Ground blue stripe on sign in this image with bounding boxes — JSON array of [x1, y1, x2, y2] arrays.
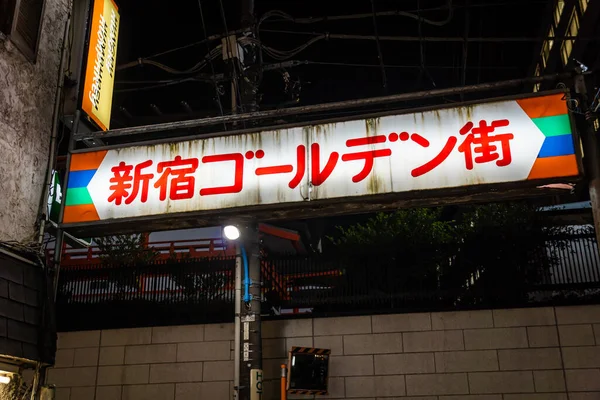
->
[[537, 134, 575, 158], [67, 169, 96, 188]]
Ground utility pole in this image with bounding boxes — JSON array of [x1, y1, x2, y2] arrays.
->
[[574, 68, 600, 251], [239, 0, 259, 113], [238, 224, 263, 400], [237, 1, 263, 399]]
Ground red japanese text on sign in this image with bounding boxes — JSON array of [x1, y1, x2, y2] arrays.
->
[[105, 119, 518, 205]]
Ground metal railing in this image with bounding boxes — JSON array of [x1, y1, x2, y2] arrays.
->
[[56, 257, 236, 329], [47, 238, 235, 266], [56, 231, 600, 331]]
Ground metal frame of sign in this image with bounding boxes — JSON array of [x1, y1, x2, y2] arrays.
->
[[60, 90, 583, 237]]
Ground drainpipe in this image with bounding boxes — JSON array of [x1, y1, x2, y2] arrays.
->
[[32, 9, 71, 400], [37, 11, 71, 247]]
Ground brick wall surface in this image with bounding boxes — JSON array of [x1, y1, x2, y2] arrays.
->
[[49, 305, 600, 400]]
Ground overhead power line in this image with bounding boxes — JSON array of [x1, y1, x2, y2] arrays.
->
[[258, 1, 454, 28], [114, 0, 541, 73], [258, 1, 546, 26], [370, 0, 387, 92], [198, 0, 227, 124], [263, 60, 520, 71], [260, 30, 592, 43], [114, 77, 206, 94], [116, 48, 222, 74]]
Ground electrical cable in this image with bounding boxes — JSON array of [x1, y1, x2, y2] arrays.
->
[[117, 47, 222, 75], [300, 60, 519, 70], [370, 0, 387, 92], [197, 0, 227, 125], [115, 0, 532, 73], [217, 0, 246, 125], [258, 1, 453, 29], [113, 77, 202, 93], [114, 0, 550, 76], [283, 60, 519, 70], [417, 0, 437, 89], [116, 41, 211, 71], [261, 35, 326, 60]]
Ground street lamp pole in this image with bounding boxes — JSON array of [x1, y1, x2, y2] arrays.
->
[[226, 224, 263, 400], [238, 224, 262, 400]]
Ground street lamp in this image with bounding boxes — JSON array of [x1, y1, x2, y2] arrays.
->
[[223, 225, 241, 240]]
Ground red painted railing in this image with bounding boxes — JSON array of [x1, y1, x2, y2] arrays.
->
[[46, 238, 236, 267]]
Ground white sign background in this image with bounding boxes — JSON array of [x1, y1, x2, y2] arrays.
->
[[85, 100, 545, 221]]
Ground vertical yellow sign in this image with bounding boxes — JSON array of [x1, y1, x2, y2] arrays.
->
[[81, 0, 120, 131], [250, 369, 263, 400]]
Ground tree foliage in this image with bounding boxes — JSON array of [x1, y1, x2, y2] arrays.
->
[[327, 202, 575, 305], [94, 234, 160, 297], [95, 234, 159, 265]]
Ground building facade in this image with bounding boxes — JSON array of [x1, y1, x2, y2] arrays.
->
[[0, 0, 68, 242], [0, 0, 69, 388]]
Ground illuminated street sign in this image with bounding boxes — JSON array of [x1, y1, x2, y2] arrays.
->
[[81, 0, 120, 131], [63, 93, 579, 226]]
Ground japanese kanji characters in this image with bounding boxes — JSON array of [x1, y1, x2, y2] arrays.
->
[[154, 156, 199, 200], [458, 119, 513, 170], [105, 118, 516, 205], [108, 160, 153, 205]]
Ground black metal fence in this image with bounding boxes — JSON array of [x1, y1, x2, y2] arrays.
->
[[56, 257, 236, 330], [56, 231, 600, 331]]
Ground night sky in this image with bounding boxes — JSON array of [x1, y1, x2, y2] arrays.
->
[[111, 0, 552, 125]]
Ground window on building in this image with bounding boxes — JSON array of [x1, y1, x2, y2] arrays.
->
[[540, 26, 555, 68], [0, 0, 46, 62], [579, 0, 588, 14], [554, 0, 565, 26], [533, 65, 541, 92], [561, 9, 580, 65], [541, 43, 549, 68], [548, 26, 555, 51]]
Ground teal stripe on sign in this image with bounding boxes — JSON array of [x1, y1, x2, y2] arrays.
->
[[65, 187, 93, 206], [532, 114, 571, 137]]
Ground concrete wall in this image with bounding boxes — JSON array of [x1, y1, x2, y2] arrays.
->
[[50, 305, 600, 400], [0, 0, 68, 242]]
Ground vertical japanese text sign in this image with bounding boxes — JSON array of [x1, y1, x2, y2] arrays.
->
[[62, 93, 580, 225], [81, 0, 120, 131]]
